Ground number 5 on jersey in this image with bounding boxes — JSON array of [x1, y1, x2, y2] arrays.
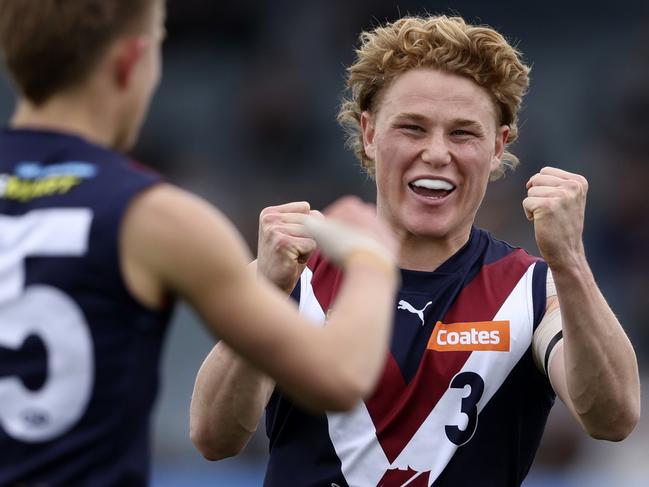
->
[[0, 209, 94, 443]]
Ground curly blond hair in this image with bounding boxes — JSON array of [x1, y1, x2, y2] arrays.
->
[[338, 15, 530, 179]]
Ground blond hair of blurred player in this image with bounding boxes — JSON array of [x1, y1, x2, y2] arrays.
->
[[0, 1, 401, 485], [190, 14, 640, 486]]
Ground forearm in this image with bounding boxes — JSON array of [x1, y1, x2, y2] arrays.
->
[[189, 341, 274, 460], [322, 253, 399, 404], [553, 255, 640, 439]]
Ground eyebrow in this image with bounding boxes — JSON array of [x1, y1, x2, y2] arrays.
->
[[451, 118, 483, 128], [393, 113, 429, 123], [393, 113, 484, 128]]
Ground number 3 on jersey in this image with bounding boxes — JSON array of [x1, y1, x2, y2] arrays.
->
[[445, 371, 485, 446], [0, 209, 94, 442]]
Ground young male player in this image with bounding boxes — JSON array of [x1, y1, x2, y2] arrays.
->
[[190, 15, 641, 486]]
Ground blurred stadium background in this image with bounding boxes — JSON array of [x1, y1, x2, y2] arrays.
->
[[1, 0, 647, 485]]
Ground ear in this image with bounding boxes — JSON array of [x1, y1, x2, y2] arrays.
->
[[115, 36, 148, 89], [360, 111, 377, 161], [490, 124, 510, 173]]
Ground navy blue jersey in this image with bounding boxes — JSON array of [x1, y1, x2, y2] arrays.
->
[[265, 227, 553, 487], [0, 128, 173, 486]]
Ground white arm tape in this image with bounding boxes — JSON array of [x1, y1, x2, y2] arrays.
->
[[532, 268, 562, 377], [300, 215, 394, 268]]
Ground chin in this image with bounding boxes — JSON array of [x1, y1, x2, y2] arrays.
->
[[402, 217, 452, 239], [402, 211, 472, 242]]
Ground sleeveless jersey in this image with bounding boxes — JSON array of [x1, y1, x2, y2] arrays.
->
[[0, 128, 173, 486], [264, 227, 553, 487]]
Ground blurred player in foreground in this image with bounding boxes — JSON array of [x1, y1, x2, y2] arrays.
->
[[0, 1, 400, 485], [190, 14, 641, 486]]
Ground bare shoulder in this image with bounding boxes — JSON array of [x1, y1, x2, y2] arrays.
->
[[120, 183, 252, 306], [123, 183, 229, 234]]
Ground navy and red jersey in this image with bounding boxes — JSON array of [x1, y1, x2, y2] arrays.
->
[[0, 128, 173, 486], [265, 227, 553, 487]]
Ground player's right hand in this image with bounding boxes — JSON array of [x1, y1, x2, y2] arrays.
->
[[257, 201, 321, 293], [302, 196, 397, 271]]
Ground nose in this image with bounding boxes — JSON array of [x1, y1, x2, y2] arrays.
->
[[420, 132, 452, 167]]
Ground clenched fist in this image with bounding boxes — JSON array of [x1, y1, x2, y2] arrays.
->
[[257, 197, 398, 293], [523, 166, 588, 270], [257, 201, 321, 293]]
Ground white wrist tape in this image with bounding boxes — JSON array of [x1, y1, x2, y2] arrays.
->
[[300, 215, 394, 268]]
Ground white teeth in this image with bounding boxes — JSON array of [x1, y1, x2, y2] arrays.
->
[[411, 179, 455, 190]]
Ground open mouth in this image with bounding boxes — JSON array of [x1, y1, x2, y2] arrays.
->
[[409, 178, 456, 199]]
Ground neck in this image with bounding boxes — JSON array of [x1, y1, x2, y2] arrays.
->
[[396, 227, 472, 272], [11, 91, 117, 149]]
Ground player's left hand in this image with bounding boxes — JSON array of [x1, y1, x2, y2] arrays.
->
[[523, 166, 588, 269]]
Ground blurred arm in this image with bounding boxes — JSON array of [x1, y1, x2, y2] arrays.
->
[[121, 186, 397, 413]]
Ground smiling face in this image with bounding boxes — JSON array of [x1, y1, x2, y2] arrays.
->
[[362, 67, 509, 247]]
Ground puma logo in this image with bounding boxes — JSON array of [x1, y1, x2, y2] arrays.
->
[[397, 299, 432, 326]]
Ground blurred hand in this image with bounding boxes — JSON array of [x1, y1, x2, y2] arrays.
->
[[257, 201, 320, 293], [302, 196, 397, 268], [523, 167, 588, 269]]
